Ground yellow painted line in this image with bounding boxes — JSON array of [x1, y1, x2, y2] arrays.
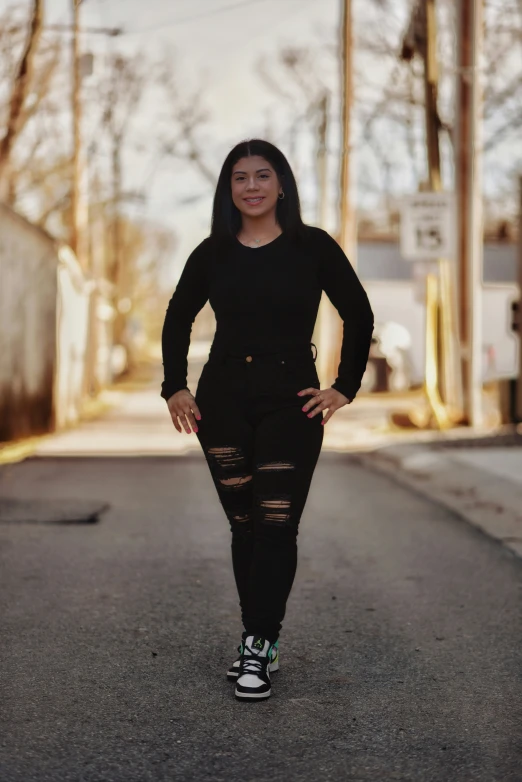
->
[[0, 436, 49, 465]]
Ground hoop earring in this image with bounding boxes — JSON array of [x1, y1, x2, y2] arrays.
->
[[278, 191, 285, 200]]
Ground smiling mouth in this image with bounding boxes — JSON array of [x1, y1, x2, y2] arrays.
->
[[244, 197, 265, 205]]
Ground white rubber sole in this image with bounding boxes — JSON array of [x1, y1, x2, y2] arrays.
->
[[235, 687, 271, 700]]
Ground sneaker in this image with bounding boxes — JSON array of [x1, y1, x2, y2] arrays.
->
[[235, 635, 273, 700], [227, 638, 279, 680]]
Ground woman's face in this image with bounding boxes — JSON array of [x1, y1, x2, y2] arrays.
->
[[231, 155, 283, 221]]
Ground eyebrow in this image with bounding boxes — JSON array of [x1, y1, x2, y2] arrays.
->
[[233, 168, 272, 175]]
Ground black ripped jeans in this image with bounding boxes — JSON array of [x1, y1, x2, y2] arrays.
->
[[194, 345, 324, 644]]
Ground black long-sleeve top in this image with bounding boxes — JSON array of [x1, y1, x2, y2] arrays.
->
[[160, 226, 374, 402]]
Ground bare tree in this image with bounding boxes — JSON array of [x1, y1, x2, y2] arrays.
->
[[158, 58, 217, 189], [260, 0, 522, 232], [0, 0, 43, 193], [0, 6, 67, 220]]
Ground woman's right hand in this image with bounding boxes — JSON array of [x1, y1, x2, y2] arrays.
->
[[166, 389, 201, 434]]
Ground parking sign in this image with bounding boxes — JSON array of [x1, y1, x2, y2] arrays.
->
[[400, 192, 456, 261]]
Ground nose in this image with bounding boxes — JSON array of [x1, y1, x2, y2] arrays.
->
[[246, 177, 259, 191]]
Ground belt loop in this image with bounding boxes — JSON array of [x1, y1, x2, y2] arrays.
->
[[311, 342, 318, 362]]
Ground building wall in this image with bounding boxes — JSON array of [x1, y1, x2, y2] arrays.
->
[[365, 280, 519, 384], [0, 205, 91, 442], [0, 205, 58, 440], [54, 246, 91, 429], [358, 240, 518, 284]]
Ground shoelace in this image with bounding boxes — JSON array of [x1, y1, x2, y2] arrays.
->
[[241, 655, 266, 676]]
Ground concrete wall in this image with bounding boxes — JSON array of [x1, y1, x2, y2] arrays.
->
[[0, 205, 58, 440], [0, 205, 91, 441], [54, 246, 91, 429]]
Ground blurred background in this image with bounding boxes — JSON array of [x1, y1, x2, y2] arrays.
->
[[0, 0, 521, 446]]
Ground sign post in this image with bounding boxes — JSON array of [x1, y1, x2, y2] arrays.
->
[[400, 192, 456, 262], [400, 192, 462, 427]]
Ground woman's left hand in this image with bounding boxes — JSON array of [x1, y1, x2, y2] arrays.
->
[[297, 386, 352, 425]]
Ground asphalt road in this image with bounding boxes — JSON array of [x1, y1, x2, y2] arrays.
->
[[1, 452, 521, 782]]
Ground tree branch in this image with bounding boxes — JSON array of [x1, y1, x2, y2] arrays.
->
[[0, 0, 43, 183]]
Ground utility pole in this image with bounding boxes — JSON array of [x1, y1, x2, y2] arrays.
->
[[339, 0, 355, 266], [70, 0, 83, 263], [50, 10, 121, 268], [327, 0, 355, 390], [421, 0, 441, 192], [314, 90, 336, 387], [515, 176, 522, 421], [422, 0, 463, 420], [455, 0, 484, 427], [106, 55, 126, 347], [399, 0, 463, 426], [112, 135, 122, 302], [316, 91, 329, 230]]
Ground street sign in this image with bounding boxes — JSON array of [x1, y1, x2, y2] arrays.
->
[[400, 192, 456, 261]]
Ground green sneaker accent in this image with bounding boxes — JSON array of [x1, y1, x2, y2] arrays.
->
[[228, 638, 280, 680]]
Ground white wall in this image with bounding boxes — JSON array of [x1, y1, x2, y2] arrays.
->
[[54, 246, 91, 429], [0, 205, 91, 441], [365, 280, 520, 384], [0, 206, 57, 439]]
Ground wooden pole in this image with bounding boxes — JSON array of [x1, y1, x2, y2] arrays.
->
[[455, 0, 484, 427], [329, 0, 355, 389], [423, 0, 463, 419], [314, 91, 336, 388], [422, 0, 441, 193], [339, 0, 354, 265], [70, 0, 81, 258], [316, 91, 329, 230], [515, 176, 522, 421]]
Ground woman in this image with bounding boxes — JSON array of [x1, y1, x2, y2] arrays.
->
[[161, 139, 374, 701]]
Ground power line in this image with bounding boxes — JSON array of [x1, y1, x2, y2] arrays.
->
[[122, 0, 278, 36]]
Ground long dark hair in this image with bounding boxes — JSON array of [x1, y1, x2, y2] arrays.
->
[[210, 139, 307, 245]]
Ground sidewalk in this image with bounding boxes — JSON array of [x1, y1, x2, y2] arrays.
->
[[11, 384, 442, 459], [359, 431, 522, 560]]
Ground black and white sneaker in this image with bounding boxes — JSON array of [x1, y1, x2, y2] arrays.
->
[[235, 635, 273, 700], [227, 638, 279, 681]]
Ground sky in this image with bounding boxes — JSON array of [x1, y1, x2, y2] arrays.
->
[[28, 0, 350, 282], [0, 0, 425, 283], [3, 0, 520, 285]]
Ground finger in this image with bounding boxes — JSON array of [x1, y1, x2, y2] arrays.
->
[[301, 392, 323, 412], [191, 401, 202, 421], [297, 387, 316, 399], [185, 410, 199, 433], [170, 413, 182, 433], [306, 395, 330, 417], [302, 399, 321, 413], [179, 412, 192, 434], [321, 409, 334, 426], [307, 402, 327, 418]]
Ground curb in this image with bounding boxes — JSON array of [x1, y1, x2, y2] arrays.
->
[[355, 444, 522, 561], [0, 394, 116, 466]]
